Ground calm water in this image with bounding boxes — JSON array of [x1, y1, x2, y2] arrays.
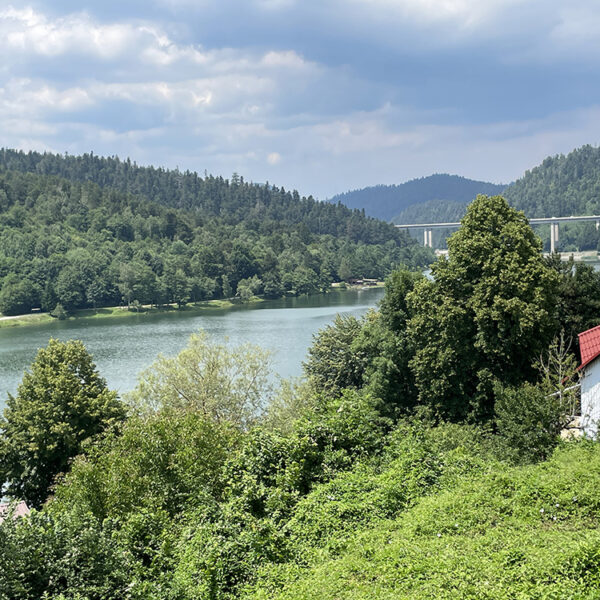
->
[[0, 288, 384, 408]]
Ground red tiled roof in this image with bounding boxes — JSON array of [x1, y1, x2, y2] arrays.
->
[[578, 324, 600, 370]]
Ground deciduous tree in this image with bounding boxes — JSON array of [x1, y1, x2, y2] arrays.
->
[[127, 331, 272, 429], [0, 339, 125, 507], [408, 195, 559, 420]]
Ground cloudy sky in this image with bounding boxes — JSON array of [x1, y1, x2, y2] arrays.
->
[[1, 1, 599, 198]]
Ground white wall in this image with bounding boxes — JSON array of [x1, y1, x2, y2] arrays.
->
[[581, 357, 600, 437]]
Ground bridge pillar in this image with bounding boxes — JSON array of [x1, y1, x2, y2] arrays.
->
[[423, 229, 433, 248], [550, 222, 559, 253], [596, 220, 599, 231]]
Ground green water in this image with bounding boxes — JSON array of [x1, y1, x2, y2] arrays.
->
[[0, 288, 384, 408]]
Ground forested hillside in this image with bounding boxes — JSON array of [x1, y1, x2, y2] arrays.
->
[[504, 144, 600, 217], [392, 198, 469, 224], [0, 151, 432, 316], [329, 174, 505, 221]]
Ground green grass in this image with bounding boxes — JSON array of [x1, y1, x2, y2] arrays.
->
[[0, 313, 55, 328], [0, 297, 267, 328], [244, 441, 600, 599]]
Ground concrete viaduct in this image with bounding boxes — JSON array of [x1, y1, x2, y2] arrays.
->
[[396, 215, 600, 253]]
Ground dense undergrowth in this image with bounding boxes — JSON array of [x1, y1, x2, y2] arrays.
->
[[244, 440, 600, 600], [2, 408, 598, 599]]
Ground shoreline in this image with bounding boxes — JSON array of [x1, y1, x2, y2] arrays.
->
[[0, 298, 264, 329], [0, 284, 385, 329]]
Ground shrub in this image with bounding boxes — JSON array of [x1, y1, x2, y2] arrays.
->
[[494, 382, 570, 463]]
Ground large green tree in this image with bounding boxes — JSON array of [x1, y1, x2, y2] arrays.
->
[[357, 269, 423, 416], [408, 195, 559, 420], [0, 339, 125, 508]]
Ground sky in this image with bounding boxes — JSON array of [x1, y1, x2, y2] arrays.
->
[[1, 1, 600, 198]]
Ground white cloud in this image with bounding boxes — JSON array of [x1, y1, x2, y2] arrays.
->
[[0, 7, 140, 59], [0, 78, 93, 117], [0, 6, 315, 73], [267, 152, 281, 164]]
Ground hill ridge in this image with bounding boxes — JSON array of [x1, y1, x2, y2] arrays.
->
[[329, 173, 506, 221]]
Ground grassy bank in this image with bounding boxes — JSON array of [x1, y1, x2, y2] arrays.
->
[[0, 312, 56, 329], [0, 297, 266, 329], [244, 440, 600, 600], [0, 284, 380, 329], [331, 281, 385, 289]]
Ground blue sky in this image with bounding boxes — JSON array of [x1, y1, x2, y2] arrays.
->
[[1, 0, 599, 198]]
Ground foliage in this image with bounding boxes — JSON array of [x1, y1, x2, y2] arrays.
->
[[494, 334, 580, 463], [302, 269, 425, 415], [303, 314, 367, 397], [548, 255, 600, 350], [260, 378, 316, 434], [494, 382, 571, 463], [0, 509, 131, 600], [408, 195, 559, 420], [0, 150, 432, 317], [243, 441, 600, 600], [0, 275, 37, 315], [127, 331, 272, 428], [53, 410, 238, 521], [0, 339, 124, 508], [355, 269, 422, 415], [224, 390, 391, 521]]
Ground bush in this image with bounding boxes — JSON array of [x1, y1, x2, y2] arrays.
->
[[494, 382, 571, 463], [53, 411, 239, 521], [0, 509, 130, 600], [51, 302, 68, 319]]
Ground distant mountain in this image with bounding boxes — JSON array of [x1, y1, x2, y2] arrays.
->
[[328, 174, 506, 222], [391, 145, 600, 252], [393, 198, 470, 225]]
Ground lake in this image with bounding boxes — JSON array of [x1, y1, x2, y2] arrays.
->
[[0, 287, 384, 409]]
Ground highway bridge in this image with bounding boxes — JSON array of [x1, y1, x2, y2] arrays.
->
[[396, 215, 600, 253]]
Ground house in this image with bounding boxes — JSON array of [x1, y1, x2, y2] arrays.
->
[[578, 324, 600, 437], [0, 500, 30, 524]]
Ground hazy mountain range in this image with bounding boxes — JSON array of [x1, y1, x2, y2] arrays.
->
[[328, 174, 507, 222]]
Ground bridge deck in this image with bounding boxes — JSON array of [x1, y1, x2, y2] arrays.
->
[[395, 215, 600, 230]]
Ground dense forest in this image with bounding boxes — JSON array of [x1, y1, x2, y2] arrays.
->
[[503, 144, 600, 216], [0, 150, 432, 316], [3, 195, 600, 598], [392, 197, 468, 224], [329, 174, 505, 221]]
